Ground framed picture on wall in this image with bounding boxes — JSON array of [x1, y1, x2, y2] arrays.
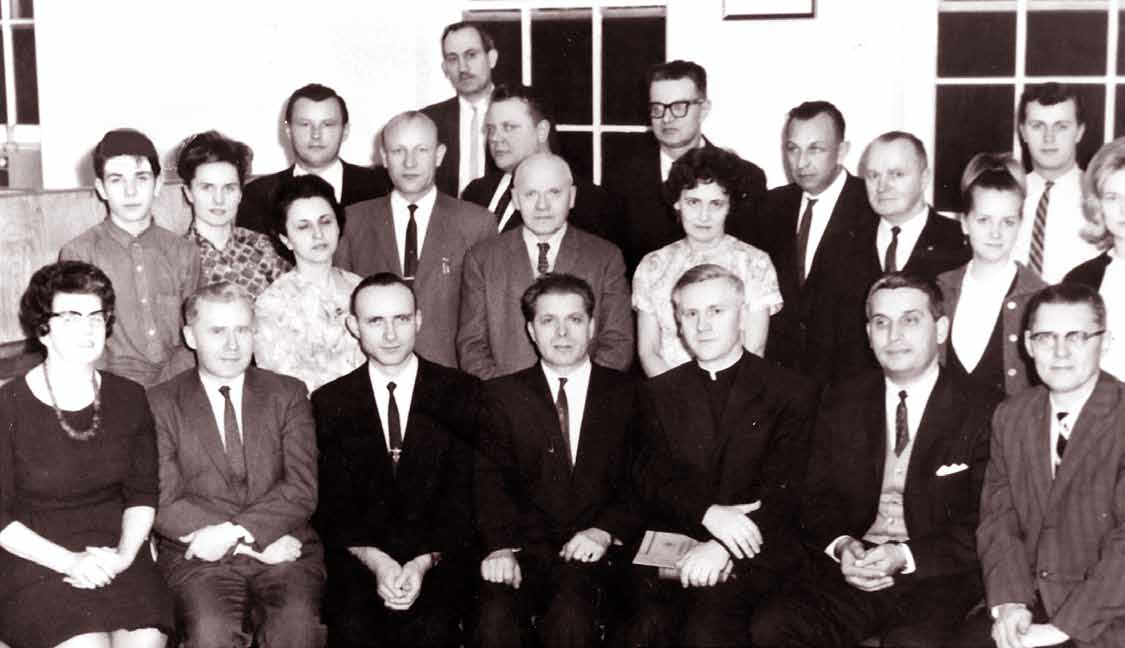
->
[[723, 0, 815, 19]]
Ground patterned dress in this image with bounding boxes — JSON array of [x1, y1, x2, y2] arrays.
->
[[187, 225, 291, 298]]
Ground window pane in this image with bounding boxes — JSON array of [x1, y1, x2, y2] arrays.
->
[[937, 11, 1015, 77], [13, 25, 38, 125], [602, 131, 652, 176], [1114, 85, 1125, 139], [532, 9, 592, 124], [557, 131, 593, 181], [1018, 83, 1103, 171], [13, 0, 33, 18], [1117, 11, 1125, 79], [1026, 10, 1106, 76], [602, 9, 665, 125], [934, 85, 1015, 212], [465, 10, 522, 88]]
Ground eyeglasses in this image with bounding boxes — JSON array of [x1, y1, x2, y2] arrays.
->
[[1028, 329, 1105, 351], [648, 99, 705, 119], [49, 310, 108, 326]]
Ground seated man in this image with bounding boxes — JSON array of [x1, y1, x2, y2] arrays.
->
[[622, 263, 817, 648], [978, 283, 1125, 648], [750, 273, 1001, 647], [149, 282, 325, 648], [475, 273, 641, 648], [313, 272, 480, 648]]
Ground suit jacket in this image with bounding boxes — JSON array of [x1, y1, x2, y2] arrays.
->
[[235, 160, 393, 235], [802, 369, 999, 582], [633, 352, 818, 573], [978, 373, 1125, 647], [461, 170, 625, 251], [150, 367, 320, 560], [421, 95, 498, 198], [603, 137, 767, 275], [311, 358, 479, 566], [457, 225, 634, 379], [475, 363, 641, 558], [1063, 251, 1111, 288], [334, 192, 496, 368], [753, 173, 876, 384]]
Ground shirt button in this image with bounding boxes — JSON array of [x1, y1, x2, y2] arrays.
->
[[1007, 369, 1017, 377], [1008, 334, 1018, 343], [135, 265, 143, 272], [140, 297, 148, 304], [1007, 301, 1017, 310], [1039, 570, 1050, 579], [148, 329, 156, 336]]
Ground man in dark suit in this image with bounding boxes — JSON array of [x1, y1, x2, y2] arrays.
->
[[749, 273, 1000, 647], [621, 263, 817, 648], [978, 283, 1125, 648], [335, 111, 495, 368], [603, 60, 767, 274], [461, 83, 623, 247], [752, 100, 876, 385], [150, 282, 325, 648], [457, 152, 633, 379], [312, 273, 480, 648], [421, 21, 499, 197], [475, 273, 641, 648], [236, 83, 391, 235]]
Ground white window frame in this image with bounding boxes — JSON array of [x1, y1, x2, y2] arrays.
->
[[0, 0, 39, 144]]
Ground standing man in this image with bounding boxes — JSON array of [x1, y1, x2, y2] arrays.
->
[[335, 111, 495, 368], [474, 273, 641, 648], [1014, 83, 1100, 283], [149, 282, 325, 648], [236, 83, 391, 235], [604, 60, 767, 274], [978, 283, 1125, 648], [422, 21, 499, 198], [457, 152, 633, 379], [313, 273, 480, 648]]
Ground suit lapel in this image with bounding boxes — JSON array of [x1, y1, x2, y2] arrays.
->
[[552, 228, 580, 275], [1050, 374, 1121, 504], [904, 371, 959, 489], [240, 370, 270, 496], [416, 195, 452, 289], [524, 367, 571, 473], [1024, 391, 1053, 515], [866, 377, 888, 487], [186, 375, 236, 486], [809, 175, 866, 281], [375, 200, 403, 274], [505, 230, 536, 288], [398, 360, 434, 480], [904, 210, 941, 273], [572, 366, 608, 479]]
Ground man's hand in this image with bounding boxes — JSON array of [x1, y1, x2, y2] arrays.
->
[[481, 548, 522, 589], [244, 535, 302, 565], [560, 528, 612, 563], [62, 549, 117, 589], [855, 543, 907, 577], [702, 501, 763, 560], [677, 540, 732, 589], [384, 554, 434, 611], [839, 539, 893, 592], [180, 522, 245, 562], [992, 603, 1033, 648]]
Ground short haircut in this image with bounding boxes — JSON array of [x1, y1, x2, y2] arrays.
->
[[786, 100, 846, 141], [670, 263, 745, 308], [959, 152, 1027, 214], [20, 260, 116, 340], [663, 146, 758, 212], [350, 272, 417, 315], [647, 60, 707, 97], [271, 174, 345, 244], [1018, 82, 1085, 126], [379, 110, 437, 152], [865, 272, 945, 320], [183, 281, 254, 326], [93, 128, 161, 180], [1025, 282, 1106, 331], [440, 21, 496, 53], [861, 130, 929, 173], [520, 273, 596, 322], [284, 83, 349, 125], [175, 130, 254, 186], [1079, 137, 1125, 249], [491, 83, 553, 126]]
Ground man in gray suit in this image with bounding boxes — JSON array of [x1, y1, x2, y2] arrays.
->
[[335, 111, 495, 369], [457, 152, 633, 379]]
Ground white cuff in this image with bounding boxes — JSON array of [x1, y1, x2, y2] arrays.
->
[[825, 535, 851, 561], [898, 543, 916, 574]]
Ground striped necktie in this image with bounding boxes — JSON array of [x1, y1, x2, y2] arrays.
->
[[1029, 180, 1054, 275]]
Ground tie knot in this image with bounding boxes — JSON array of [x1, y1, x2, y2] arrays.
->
[[388, 381, 397, 394], [1056, 411, 1068, 422], [558, 377, 568, 388], [219, 385, 231, 399], [538, 242, 550, 253], [1045, 180, 1055, 191], [807, 198, 818, 208], [407, 203, 418, 217], [891, 225, 901, 236], [898, 389, 907, 402]]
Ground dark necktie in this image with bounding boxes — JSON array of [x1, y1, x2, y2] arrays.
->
[[556, 377, 573, 470], [893, 390, 909, 457], [796, 198, 818, 285], [404, 203, 418, 280], [218, 386, 247, 484], [1030, 180, 1054, 275], [884, 225, 902, 273], [387, 382, 403, 470], [1055, 411, 1070, 462], [494, 183, 513, 223], [537, 242, 551, 275]]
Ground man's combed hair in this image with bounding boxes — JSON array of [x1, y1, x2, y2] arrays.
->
[[284, 83, 349, 125], [647, 60, 707, 97], [440, 21, 496, 52], [670, 263, 745, 307], [93, 128, 161, 180], [491, 83, 553, 126], [520, 273, 596, 322], [183, 282, 255, 326], [20, 260, 116, 340], [864, 272, 945, 320], [861, 131, 928, 174], [1025, 282, 1106, 331], [1018, 82, 1085, 126], [350, 272, 417, 315], [786, 100, 846, 141]]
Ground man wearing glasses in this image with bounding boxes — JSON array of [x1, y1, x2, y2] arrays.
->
[[977, 282, 1125, 648], [604, 60, 767, 274]]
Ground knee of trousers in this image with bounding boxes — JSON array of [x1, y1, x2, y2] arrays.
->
[[183, 614, 251, 648]]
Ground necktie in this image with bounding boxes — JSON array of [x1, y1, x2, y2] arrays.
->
[[556, 377, 573, 469], [218, 386, 247, 484], [404, 203, 418, 280], [494, 183, 513, 224], [884, 225, 901, 273], [1030, 180, 1054, 275], [387, 382, 403, 470], [893, 390, 909, 457], [1055, 411, 1070, 463], [537, 242, 551, 275], [796, 198, 818, 285], [469, 104, 482, 180]]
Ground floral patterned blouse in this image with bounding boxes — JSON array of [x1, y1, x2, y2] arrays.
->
[[632, 234, 783, 368], [187, 225, 290, 298], [253, 267, 364, 393]]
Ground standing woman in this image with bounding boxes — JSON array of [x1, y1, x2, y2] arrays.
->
[[632, 146, 782, 376], [254, 174, 363, 393], [0, 261, 173, 648], [937, 153, 1046, 395], [177, 130, 290, 297]]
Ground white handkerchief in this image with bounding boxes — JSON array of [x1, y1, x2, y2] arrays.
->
[[936, 463, 968, 477]]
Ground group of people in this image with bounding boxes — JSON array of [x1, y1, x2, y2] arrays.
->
[[1, 18, 1124, 648]]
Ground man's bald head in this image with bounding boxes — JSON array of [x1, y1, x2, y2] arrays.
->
[[379, 110, 446, 202], [512, 152, 576, 241], [514, 152, 573, 187]]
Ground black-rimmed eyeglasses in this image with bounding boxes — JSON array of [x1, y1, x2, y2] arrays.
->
[[648, 99, 705, 119], [1028, 329, 1106, 351]]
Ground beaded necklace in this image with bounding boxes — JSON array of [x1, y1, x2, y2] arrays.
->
[[42, 364, 101, 441]]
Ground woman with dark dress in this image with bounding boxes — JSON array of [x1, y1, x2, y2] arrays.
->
[[0, 261, 173, 648], [936, 152, 1046, 395]]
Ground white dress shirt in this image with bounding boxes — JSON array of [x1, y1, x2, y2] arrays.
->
[[798, 168, 848, 277], [1099, 250, 1125, 380], [951, 261, 1018, 372], [522, 223, 567, 275], [876, 204, 929, 272], [293, 158, 345, 203], [541, 358, 592, 465], [367, 354, 419, 449], [390, 187, 437, 269], [458, 93, 490, 196], [198, 371, 246, 448], [1015, 166, 1100, 283], [1048, 379, 1095, 477], [487, 172, 517, 231]]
